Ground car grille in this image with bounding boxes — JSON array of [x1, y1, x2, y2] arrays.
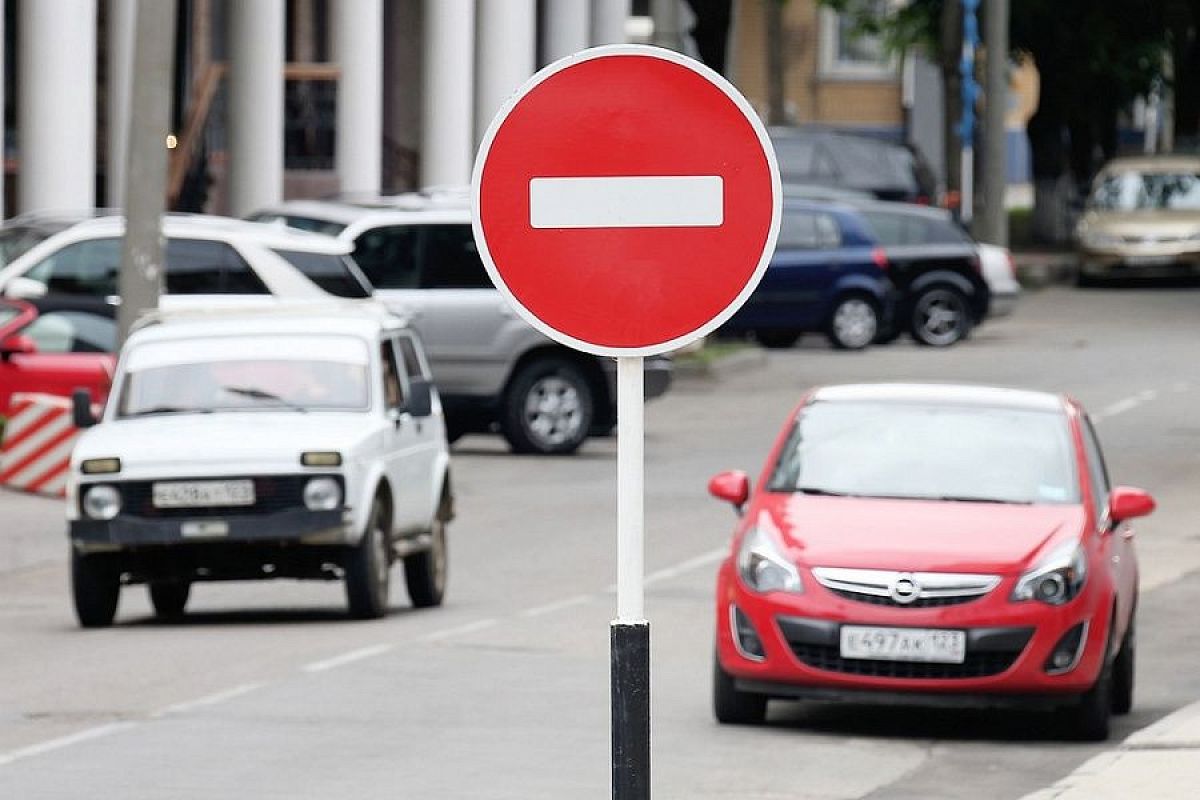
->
[[811, 567, 1001, 609], [786, 642, 1020, 679], [113, 475, 326, 519]]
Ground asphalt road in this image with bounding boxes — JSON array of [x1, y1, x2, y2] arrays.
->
[[1, 284, 1199, 799]]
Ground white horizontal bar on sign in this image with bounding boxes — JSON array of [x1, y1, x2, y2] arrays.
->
[[529, 176, 724, 229]]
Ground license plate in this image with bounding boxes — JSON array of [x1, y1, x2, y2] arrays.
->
[[1125, 254, 1174, 266], [840, 626, 966, 664], [153, 480, 255, 508]]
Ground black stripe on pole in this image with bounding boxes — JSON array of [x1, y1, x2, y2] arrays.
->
[[611, 620, 650, 800]]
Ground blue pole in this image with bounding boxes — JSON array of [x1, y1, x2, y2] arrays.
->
[[960, 0, 980, 223]]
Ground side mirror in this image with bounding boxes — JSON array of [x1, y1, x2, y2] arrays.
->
[[0, 333, 36, 360], [4, 276, 48, 300], [1109, 486, 1155, 523], [406, 377, 433, 418], [72, 389, 98, 429], [708, 470, 750, 514]]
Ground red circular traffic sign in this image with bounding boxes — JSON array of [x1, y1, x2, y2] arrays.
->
[[472, 45, 781, 357]]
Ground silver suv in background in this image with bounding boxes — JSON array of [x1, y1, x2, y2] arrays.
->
[[249, 193, 673, 455]]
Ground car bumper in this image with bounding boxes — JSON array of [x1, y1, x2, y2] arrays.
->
[[715, 561, 1111, 704], [70, 507, 350, 550], [1079, 249, 1200, 277], [988, 290, 1019, 318]]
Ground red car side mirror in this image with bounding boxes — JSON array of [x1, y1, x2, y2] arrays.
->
[[1109, 486, 1156, 523], [0, 333, 37, 360], [708, 470, 750, 513]]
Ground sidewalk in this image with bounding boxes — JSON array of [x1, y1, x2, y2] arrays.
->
[[1022, 700, 1200, 800]]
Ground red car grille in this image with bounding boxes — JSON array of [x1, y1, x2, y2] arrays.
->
[[826, 588, 980, 609], [786, 642, 1021, 679]]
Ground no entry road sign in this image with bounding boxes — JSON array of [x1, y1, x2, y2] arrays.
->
[[472, 45, 781, 357]]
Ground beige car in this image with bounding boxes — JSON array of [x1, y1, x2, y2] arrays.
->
[[1076, 155, 1200, 282]]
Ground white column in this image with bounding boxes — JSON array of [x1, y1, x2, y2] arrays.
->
[[591, 0, 629, 46], [228, 0, 284, 217], [421, 0, 474, 188], [19, 0, 97, 214], [107, 0, 136, 209], [540, 0, 589, 65], [333, 0, 383, 196], [475, 0, 535, 145]]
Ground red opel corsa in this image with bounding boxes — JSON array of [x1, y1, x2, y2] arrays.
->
[[709, 384, 1155, 740]]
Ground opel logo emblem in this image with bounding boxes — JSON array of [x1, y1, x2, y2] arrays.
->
[[890, 574, 920, 604]]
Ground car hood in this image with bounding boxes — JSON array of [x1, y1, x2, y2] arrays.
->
[[1082, 210, 1200, 237], [75, 412, 375, 471], [763, 495, 1086, 574]]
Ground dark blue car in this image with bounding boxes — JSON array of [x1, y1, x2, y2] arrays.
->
[[721, 201, 894, 350]]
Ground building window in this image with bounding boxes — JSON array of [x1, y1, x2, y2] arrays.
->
[[819, 3, 896, 80]]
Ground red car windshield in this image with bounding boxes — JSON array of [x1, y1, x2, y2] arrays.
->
[[767, 400, 1079, 505]]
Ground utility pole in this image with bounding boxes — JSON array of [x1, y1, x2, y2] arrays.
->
[[976, 0, 1009, 245], [117, 0, 177, 345]]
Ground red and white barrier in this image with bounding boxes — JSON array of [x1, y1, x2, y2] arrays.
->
[[1, 393, 81, 497]]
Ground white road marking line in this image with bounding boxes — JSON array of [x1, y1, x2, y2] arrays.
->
[[301, 644, 395, 674], [421, 618, 498, 642], [520, 594, 594, 618], [151, 682, 267, 716], [529, 175, 724, 229], [0, 721, 137, 768], [644, 548, 726, 586], [1092, 389, 1158, 423]]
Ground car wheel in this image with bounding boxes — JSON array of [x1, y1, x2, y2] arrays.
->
[[404, 494, 449, 609], [825, 294, 878, 350], [344, 497, 391, 619], [72, 549, 120, 629], [713, 654, 767, 725], [148, 581, 191, 619], [1066, 636, 1114, 741], [1111, 615, 1136, 715], [755, 329, 801, 349], [501, 357, 594, 455], [909, 286, 971, 346]]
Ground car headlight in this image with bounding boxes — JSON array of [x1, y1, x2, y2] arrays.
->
[[303, 477, 342, 511], [736, 512, 802, 594], [1012, 540, 1088, 605], [83, 485, 122, 520]]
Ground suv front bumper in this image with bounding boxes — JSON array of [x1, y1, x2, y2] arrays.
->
[[70, 507, 349, 550]]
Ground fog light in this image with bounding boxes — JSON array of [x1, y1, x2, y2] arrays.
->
[[303, 477, 342, 511], [1044, 622, 1088, 674], [83, 485, 122, 520], [730, 605, 765, 661]]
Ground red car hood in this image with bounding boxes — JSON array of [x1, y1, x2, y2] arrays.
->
[[764, 495, 1087, 574]]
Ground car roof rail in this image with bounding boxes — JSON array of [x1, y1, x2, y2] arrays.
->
[[128, 299, 409, 334]]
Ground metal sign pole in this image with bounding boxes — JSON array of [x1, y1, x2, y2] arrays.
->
[[612, 355, 649, 800]]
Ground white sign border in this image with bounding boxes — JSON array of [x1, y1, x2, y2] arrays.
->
[[471, 44, 783, 359]]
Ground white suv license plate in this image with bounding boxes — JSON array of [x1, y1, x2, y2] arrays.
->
[[152, 480, 256, 509], [840, 626, 966, 664]]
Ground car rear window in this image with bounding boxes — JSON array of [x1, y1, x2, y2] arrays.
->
[[861, 211, 972, 247], [778, 212, 842, 249], [272, 249, 373, 298]]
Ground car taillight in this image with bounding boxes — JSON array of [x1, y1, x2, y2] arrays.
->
[[968, 253, 982, 273], [871, 247, 889, 270], [1005, 251, 1017, 279], [915, 194, 931, 206]]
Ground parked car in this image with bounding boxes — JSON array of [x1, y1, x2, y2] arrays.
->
[[978, 243, 1021, 317], [67, 305, 452, 626], [1075, 155, 1200, 283], [0, 295, 116, 414], [0, 211, 373, 306], [249, 194, 673, 455], [708, 383, 1155, 741], [852, 201, 991, 346], [769, 127, 938, 204], [718, 201, 895, 350]]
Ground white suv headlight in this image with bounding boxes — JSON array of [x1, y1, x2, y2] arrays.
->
[[83, 485, 122, 520], [1012, 540, 1088, 605], [736, 512, 802, 594], [303, 477, 342, 511]]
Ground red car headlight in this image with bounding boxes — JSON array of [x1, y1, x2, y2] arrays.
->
[[1011, 540, 1088, 605], [736, 513, 803, 594]]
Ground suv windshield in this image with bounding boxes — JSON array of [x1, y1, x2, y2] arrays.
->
[[0, 226, 51, 269], [117, 335, 370, 417], [767, 400, 1078, 505], [1089, 170, 1200, 211], [272, 249, 372, 297]]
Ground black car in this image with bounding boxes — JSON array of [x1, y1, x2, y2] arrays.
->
[[852, 202, 990, 347], [769, 127, 938, 204]]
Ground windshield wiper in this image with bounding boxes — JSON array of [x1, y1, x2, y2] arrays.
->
[[128, 406, 212, 417], [936, 495, 1032, 505], [220, 386, 308, 413], [795, 486, 854, 496]]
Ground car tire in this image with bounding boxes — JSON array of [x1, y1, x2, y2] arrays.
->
[[501, 357, 594, 455], [713, 655, 767, 725], [1111, 615, 1136, 715], [909, 286, 971, 347], [148, 581, 191, 619], [344, 497, 391, 620], [404, 493, 449, 609], [1066, 638, 1114, 741], [825, 294, 879, 350], [755, 329, 801, 349], [71, 549, 120, 629]]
